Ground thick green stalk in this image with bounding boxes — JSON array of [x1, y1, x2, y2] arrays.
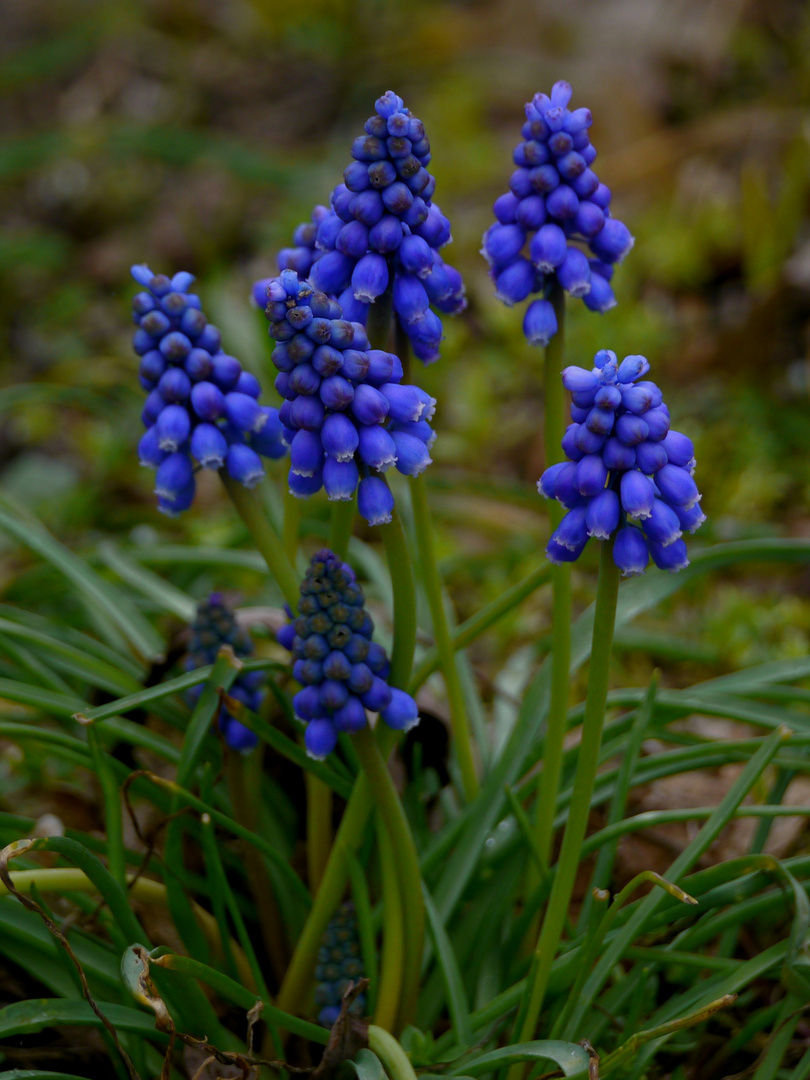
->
[[282, 489, 301, 566], [354, 726, 425, 1033], [375, 813, 406, 1030], [378, 504, 418, 690], [410, 473, 478, 801], [220, 474, 299, 609], [533, 281, 571, 869], [276, 500, 419, 1019], [328, 497, 356, 559], [368, 1026, 420, 1080], [275, 776, 372, 1016], [305, 772, 332, 892], [510, 539, 619, 1071]]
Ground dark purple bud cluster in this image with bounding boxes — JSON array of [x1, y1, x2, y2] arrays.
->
[[315, 900, 366, 1027], [257, 269, 436, 526], [538, 351, 704, 575], [266, 91, 465, 365], [484, 81, 634, 346], [131, 265, 287, 515], [185, 593, 264, 752], [277, 549, 419, 759]]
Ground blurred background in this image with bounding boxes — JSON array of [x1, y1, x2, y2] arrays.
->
[[2, 0, 810, 684]]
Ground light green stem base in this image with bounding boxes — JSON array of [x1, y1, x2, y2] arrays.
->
[[410, 473, 478, 802]]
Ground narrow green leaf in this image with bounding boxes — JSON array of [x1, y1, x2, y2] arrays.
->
[[422, 885, 473, 1050], [0, 493, 164, 661], [449, 1040, 590, 1077], [97, 541, 196, 620], [349, 1049, 389, 1080], [0, 997, 168, 1041]]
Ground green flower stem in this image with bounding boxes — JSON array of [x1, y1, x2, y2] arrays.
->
[[378, 504, 418, 690], [409, 560, 551, 693], [305, 771, 332, 892], [220, 474, 299, 610], [510, 539, 619, 1073], [283, 489, 301, 566], [277, 491, 420, 1023], [354, 726, 425, 1033], [375, 812, 406, 1031], [276, 775, 373, 1017], [368, 1025, 420, 1080], [533, 280, 571, 871], [410, 473, 478, 801], [328, 497, 356, 559], [226, 751, 288, 986]]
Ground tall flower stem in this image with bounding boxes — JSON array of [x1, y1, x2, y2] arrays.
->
[[276, 505, 421, 1023], [220, 474, 299, 610], [328, 498, 356, 560], [509, 539, 620, 1072], [378, 504, 418, 691], [410, 473, 479, 801], [353, 726, 424, 1033], [282, 490, 301, 566], [374, 811, 406, 1031], [533, 282, 571, 869], [275, 774, 373, 1018], [305, 773, 332, 893]]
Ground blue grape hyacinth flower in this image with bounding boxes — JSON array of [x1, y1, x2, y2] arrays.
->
[[277, 549, 420, 759], [257, 269, 436, 524], [315, 900, 366, 1027], [265, 91, 466, 364], [185, 593, 265, 752], [538, 350, 704, 575], [484, 81, 634, 346], [131, 265, 287, 515]]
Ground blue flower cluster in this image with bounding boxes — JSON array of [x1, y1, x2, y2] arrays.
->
[[315, 901, 366, 1027], [131, 265, 287, 515], [538, 351, 705, 574], [185, 593, 264, 752], [257, 269, 436, 526], [267, 90, 465, 365], [277, 549, 419, 759], [484, 81, 634, 346]]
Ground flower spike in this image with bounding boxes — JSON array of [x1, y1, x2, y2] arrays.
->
[[485, 83, 634, 344], [278, 549, 420, 759], [131, 265, 287, 515], [538, 352, 704, 575]]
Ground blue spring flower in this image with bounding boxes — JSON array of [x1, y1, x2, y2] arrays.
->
[[185, 593, 265, 752], [537, 350, 704, 575], [484, 81, 634, 345], [264, 91, 466, 365], [315, 900, 366, 1027], [277, 549, 420, 759], [258, 269, 436, 523], [131, 265, 288, 515]]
